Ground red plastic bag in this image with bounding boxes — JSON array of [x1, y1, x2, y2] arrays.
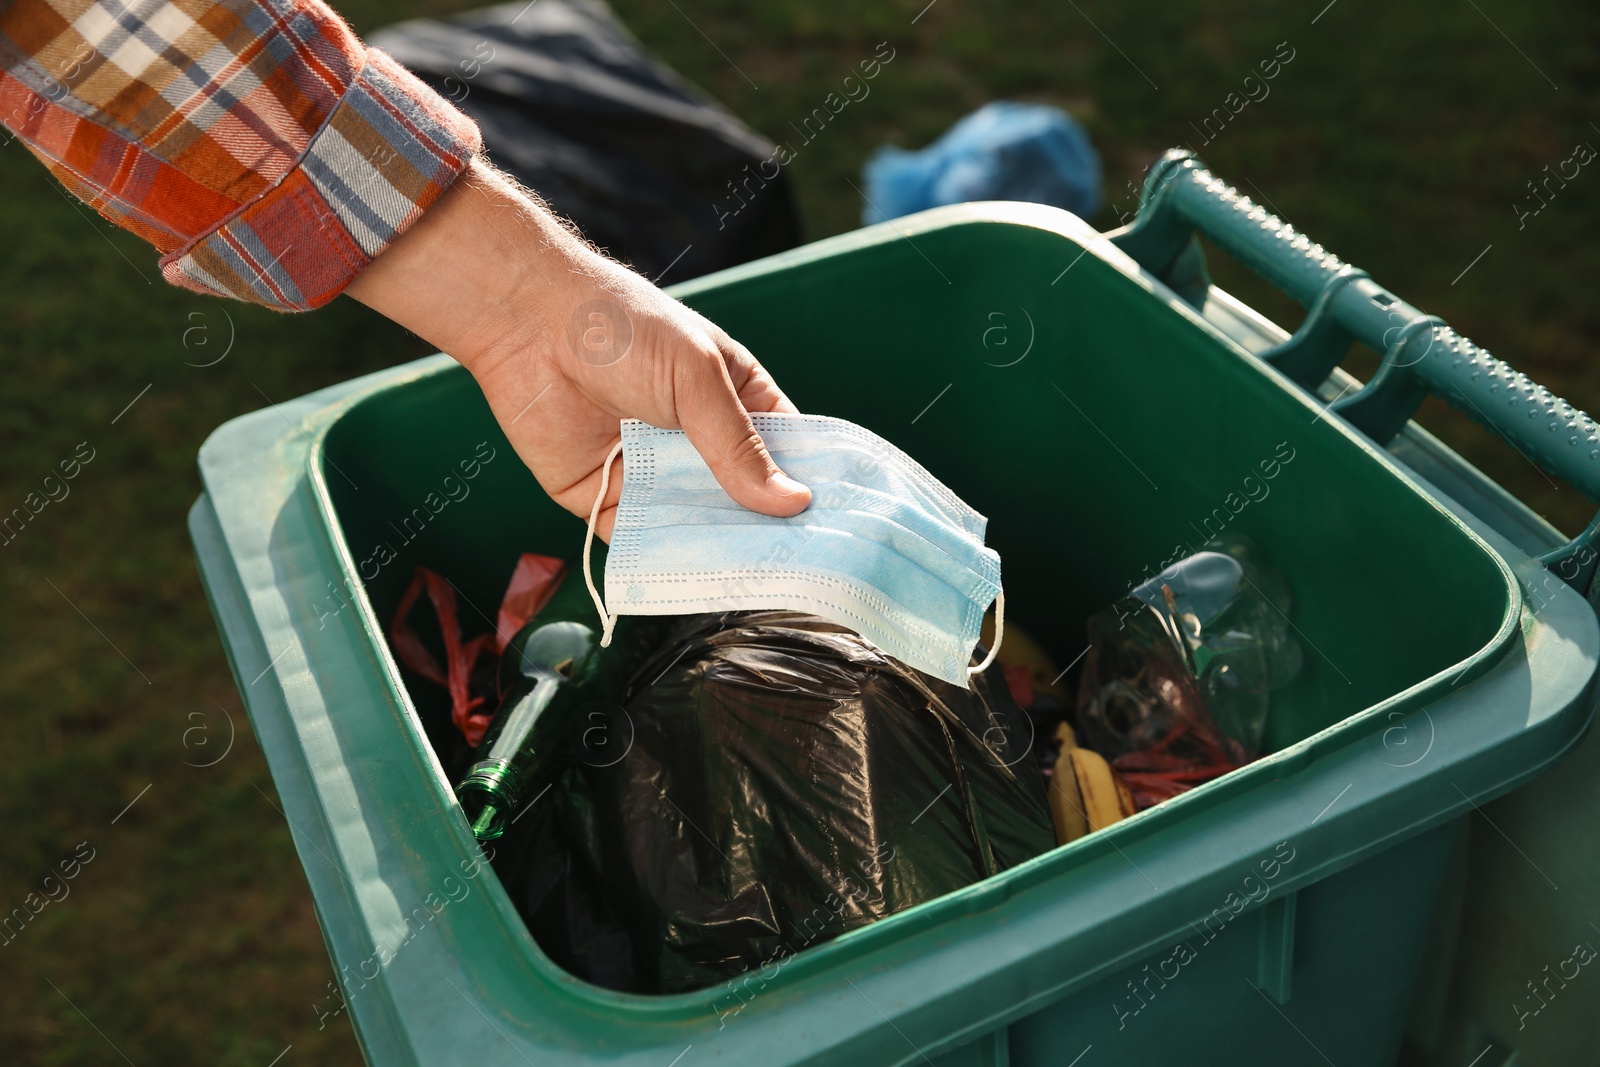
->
[[494, 553, 568, 653], [389, 554, 568, 745]]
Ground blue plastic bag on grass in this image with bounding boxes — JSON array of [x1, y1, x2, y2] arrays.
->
[[861, 101, 1100, 225]]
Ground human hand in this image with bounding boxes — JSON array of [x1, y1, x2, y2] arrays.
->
[[345, 158, 811, 540]]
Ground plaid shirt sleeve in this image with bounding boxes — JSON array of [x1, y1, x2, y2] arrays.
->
[[0, 0, 482, 310]]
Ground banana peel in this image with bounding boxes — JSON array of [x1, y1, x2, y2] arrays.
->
[[1049, 722, 1138, 844], [1047, 724, 1090, 844]]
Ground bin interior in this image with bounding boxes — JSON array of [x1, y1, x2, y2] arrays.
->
[[317, 215, 1515, 978], [324, 218, 1511, 752]]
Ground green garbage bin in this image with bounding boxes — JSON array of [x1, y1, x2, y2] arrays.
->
[[190, 151, 1600, 1067]]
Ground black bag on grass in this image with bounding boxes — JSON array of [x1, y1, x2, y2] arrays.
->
[[370, 0, 802, 282]]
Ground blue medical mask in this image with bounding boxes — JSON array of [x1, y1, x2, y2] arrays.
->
[[582, 415, 1005, 687]]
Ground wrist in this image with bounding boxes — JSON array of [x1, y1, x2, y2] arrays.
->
[[344, 157, 590, 379]]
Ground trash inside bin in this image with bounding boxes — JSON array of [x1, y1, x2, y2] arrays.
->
[[1075, 536, 1301, 808], [393, 543, 1054, 991], [497, 609, 1053, 993], [190, 155, 1599, 1067]]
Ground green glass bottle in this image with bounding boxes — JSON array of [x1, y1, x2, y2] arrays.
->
[[456, 604, 659, 842]]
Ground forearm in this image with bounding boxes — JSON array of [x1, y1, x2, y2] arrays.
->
[[345, 160, 594, 375]]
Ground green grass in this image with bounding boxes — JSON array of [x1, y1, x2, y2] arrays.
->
[[1, 0, 1597, 1061]]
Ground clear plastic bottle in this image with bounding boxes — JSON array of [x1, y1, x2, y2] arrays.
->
[[1077, 536, 1302, 807], [1125, 536, 1301, 754]]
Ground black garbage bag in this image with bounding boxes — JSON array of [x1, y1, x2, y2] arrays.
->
[[493, 610, 1055, 994], [369, 0, 803, 281]]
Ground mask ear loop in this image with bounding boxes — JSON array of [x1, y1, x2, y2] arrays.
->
[[968, 587, 1005, 677], [582, 439, 626, 648]]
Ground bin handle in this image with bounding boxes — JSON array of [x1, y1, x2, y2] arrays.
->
[[1111, 149, 1600, 593]]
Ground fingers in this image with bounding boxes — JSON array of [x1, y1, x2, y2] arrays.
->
[[593, 503, 617, 544], [673, 348, 812, 517], [584, 442, 625, 543]]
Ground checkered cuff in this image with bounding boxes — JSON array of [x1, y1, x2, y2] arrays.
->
[[159, 47, 481, 311]]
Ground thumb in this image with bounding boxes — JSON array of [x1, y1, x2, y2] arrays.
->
[[674, 351, 812, 516]]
